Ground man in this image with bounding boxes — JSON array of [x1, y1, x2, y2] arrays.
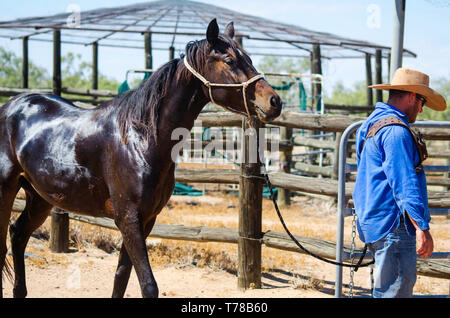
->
[[353, 68, 447, 298]]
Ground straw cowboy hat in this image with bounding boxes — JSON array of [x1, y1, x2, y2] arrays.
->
[[370, 68, 447, 111]]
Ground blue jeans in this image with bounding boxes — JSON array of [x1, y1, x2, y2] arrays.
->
[[368, 221, 417, 298]]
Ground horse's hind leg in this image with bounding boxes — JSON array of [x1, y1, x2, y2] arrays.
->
[[9, 177, 52, 298], [0, 173, 20, 298]]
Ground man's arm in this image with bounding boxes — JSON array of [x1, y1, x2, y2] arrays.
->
[[406, 211, 434, 258]]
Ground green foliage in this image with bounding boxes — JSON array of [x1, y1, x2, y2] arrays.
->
[[0, 46, 51, 89], [421, 77, 450, 121], [257, 56, 310, 74], [326, 80, 369, 106], [61, 52, 119, 91], [0, 46, 120, 94]]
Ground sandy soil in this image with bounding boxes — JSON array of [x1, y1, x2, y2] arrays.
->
[[2, 195, 448, 299], [2, 237, 334, 298], [2, 235, 448, 299]]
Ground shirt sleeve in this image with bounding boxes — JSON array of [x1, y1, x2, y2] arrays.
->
[[378, 125, 429, 230]]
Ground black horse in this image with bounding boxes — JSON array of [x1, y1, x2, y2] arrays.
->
[[0, 19, 282, 298]]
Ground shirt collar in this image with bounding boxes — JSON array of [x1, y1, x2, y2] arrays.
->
[[375, 102, 410, 124]]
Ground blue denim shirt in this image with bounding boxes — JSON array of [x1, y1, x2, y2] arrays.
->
[[353, 102, 430, 243]]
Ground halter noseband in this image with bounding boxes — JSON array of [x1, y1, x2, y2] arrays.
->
[[183, 56, 264, 125]]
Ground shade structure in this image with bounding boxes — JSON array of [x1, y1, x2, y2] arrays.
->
[[0, 0, 416, 60]]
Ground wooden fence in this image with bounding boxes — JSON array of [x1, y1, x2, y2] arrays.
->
[[3, 87, 450, 285], [11, 198, 450, 280]]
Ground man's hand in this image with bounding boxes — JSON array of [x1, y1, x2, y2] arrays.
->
[[405, 211, 434, 258], [416, 229, 434, 258]]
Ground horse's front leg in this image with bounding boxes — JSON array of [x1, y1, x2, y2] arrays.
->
[[112, 217, 156, 298], [113, 204, 158, 298]]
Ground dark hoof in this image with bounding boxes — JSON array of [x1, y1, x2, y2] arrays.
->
[[142, 284, 159, 298], [13, 287, 27, 298]]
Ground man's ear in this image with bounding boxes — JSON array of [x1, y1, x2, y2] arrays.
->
[[206, 19, 219, 46]]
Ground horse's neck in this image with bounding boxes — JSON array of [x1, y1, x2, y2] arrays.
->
[[148, 78, 208, 158], [161, 83, 207, 133]]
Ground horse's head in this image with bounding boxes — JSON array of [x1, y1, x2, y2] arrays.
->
[[184, 19, 282, 123]]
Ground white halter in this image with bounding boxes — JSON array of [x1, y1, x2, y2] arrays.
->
[[183, 56, 264, 123]]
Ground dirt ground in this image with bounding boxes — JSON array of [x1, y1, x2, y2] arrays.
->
[[2, 194, 449, 298], [2, 239, 331, 298]]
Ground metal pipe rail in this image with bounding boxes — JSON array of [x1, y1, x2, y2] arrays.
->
[[334, 120, 450, 298]]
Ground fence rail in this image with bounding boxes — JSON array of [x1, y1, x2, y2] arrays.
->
[[3, 87, 449, 290], [10, 198, 449, 280]]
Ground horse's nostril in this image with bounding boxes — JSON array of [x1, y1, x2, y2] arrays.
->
[[270, 95, 280, 108]]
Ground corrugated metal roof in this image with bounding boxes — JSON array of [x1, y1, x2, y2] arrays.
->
[[0, 0, 416, 59]]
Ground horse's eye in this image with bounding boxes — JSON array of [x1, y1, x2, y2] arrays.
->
[[224, 56, 234, 65]]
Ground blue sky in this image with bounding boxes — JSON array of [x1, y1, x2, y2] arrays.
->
[[1, 0, 449, 95]]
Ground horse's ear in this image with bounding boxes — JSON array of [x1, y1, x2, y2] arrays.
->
[[206, 18, 219, 46], [224, 22, 235, 39]]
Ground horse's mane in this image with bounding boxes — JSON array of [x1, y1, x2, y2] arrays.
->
[[110, 34, 239, 146], [110, 58, 179, 145]]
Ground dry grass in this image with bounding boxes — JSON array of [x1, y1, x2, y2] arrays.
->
[[8, 191, 449, 297]]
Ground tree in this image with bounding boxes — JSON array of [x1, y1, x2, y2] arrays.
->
[[0, 46, 51, 89], [0, 46, 120, 93], [326, 80, 367, 106], [61, 52, 119, 91], [421, 77, 450, 121]]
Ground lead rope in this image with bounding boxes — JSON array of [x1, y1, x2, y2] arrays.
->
[[184, 55, 374, 271], [260, 161, 374, 270]]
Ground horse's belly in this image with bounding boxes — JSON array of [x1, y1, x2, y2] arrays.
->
[[21, 159, 110, 217]]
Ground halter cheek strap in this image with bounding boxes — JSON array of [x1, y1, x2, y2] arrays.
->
[[183, 56, 264, 123]]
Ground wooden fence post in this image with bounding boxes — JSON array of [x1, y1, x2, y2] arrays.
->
[[311, 43, 322, 113], [278, 127, 292, 206], [332, 132, 342, 180], [50, 208, 69, 253], [238, 119, 263, 290]]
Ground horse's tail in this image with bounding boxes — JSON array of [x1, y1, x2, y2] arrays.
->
[[2, 251, 13, 284]]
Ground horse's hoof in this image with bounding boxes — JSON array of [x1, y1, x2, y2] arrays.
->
[[142, 285, 159, 298], [13, 287, 27, 298]]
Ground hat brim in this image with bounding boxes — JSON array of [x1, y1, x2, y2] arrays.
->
[[369, 84, 447, 111]]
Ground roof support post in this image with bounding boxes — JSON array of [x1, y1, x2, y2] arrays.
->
[[375, 49, 383, 103], [92, 41, 98, 90], [365, 53, 373, 107], [169, 46, 175, 61], [52, 29, 61, 96], [22, 36, 29, 89], [144, 32, 153, 69], [390, 0, 406, 80]]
